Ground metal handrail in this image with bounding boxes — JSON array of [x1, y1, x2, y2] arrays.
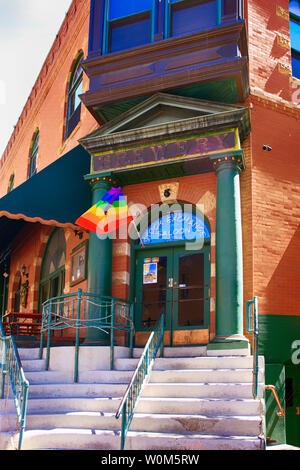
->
[[246, 296, 259, 399], [39, 289, 134, 381], [0, 319, 29, 450], [265, 385, 285, 417], [115, 312, 164, 450]]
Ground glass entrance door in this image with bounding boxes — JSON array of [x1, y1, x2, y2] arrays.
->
[[135, 246, 210, 345]]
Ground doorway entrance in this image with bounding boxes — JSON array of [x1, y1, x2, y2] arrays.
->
[[134, 245, 210, 346], [133, 207, 211, 346]]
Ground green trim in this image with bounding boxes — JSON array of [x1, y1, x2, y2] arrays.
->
[[214, 159, 246, 343], [65, 51, 84, 140], [207, 340, 249, 350]]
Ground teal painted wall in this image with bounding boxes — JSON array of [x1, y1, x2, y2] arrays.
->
[[264, 364, 286, 444], [258, 314, 300, 446], [258, 314, 300, 364]]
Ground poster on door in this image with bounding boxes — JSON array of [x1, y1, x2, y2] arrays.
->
[[143, 262, 158, 284]]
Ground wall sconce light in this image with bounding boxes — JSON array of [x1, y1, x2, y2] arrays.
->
[[3, 271, 9, 279], [74, 230, 83, 240]]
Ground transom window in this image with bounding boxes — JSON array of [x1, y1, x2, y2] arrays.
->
[[101, 0, 243, 54], [65, 52, 84, 140], [290, 0, 300, 79], [29, 130, 39, 178]]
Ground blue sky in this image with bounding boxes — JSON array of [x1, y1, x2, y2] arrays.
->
[[0, 0, 73, 156]]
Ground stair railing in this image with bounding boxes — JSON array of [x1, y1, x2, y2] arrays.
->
[[0, 319, 29, 450], [246, 296, 259, 399], [115, 312, 164, 450], [40, 289, 134, 382]]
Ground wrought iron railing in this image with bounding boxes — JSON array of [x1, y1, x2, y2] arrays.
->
[[0, 319, 29, 450], [115, 312, 164, 450], [246, 296, 259, 399], [39, 289, 134, 382]]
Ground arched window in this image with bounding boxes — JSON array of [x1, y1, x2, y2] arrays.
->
[[39, 228, 66, 308], [29, 130, 39, 178], [7, 174, 15, 193], [65, 52, 84, 139]]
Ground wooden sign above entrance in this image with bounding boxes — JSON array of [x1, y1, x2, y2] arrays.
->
[[92, 129, 239, 173]]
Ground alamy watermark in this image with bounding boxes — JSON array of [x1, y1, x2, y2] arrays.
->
[[291, 340, 300, 365], [95, 201, 207, 251]]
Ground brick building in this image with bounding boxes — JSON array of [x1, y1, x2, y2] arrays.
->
[[0, 0, 299, 450]]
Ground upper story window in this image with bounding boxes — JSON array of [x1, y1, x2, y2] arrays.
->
[[29, 130, 39, 178], [100, 0, 243, 55], [65, 52, 84, 140], [7, 174, 14, 193], [290, 0, 300, 79]]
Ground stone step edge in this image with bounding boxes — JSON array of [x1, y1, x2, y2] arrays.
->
[[1, 396, 261, 402], [1, 411, 262, 421], [8, 428, 264, 441]]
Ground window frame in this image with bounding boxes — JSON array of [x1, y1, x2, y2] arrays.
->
[[65, 52, 84, 140], [70, 240, 88, 287], [100, 0, 243, 55], [28, 130, 39, 179], [8, 174, 15, 193], [290, 1, 300, 79]]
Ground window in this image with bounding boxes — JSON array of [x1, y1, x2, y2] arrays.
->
[[101, 0, 243, 54], [290, 1, 300, 79], [65, 52, 84, 139], [29, 130, 39, 178], [7, 174, 14, 193]]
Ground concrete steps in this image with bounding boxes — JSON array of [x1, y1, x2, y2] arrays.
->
[[2, 429, 264, 451], [0, 346, 266, 451]]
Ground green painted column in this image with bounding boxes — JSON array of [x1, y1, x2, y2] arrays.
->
[[83, 178, 113, 345], [208, 155, 249, 352]]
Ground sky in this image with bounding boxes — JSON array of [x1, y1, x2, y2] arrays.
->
[[0, 0, 73, 156]]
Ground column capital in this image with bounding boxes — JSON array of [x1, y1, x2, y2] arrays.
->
[[210, 150, 245, 172], [84, 172, 120, 191]]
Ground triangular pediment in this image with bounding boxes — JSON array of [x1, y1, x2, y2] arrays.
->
[[83, 93, 249, 137], [80, 93, 250, 154]]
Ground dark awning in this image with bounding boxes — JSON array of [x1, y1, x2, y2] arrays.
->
[[0, 145, 91, 230]]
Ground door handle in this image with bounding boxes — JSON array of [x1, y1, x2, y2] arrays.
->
[[168, 278, 173, 288]]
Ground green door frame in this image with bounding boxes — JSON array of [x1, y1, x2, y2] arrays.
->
[[132, 241, 210, 346], [129, 204, 211, 346]]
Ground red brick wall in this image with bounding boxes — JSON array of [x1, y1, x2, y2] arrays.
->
[[250, 97, 300, 317], [247, 0, 299, 107]]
